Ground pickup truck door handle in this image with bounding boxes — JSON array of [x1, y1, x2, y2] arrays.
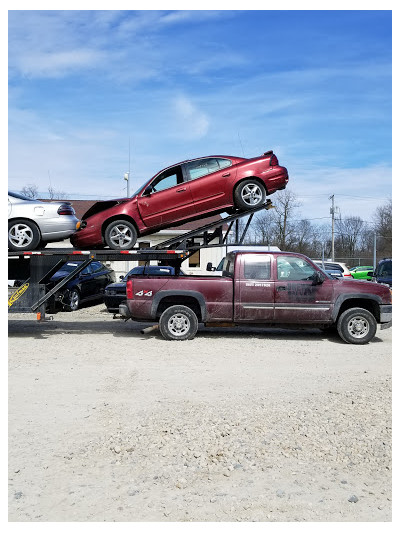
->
[[277, 286, 287, 291], [176, 188, 187, 193], [222, 172, 230, 177]]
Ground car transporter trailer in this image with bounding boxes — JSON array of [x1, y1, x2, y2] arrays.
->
[[8, 201, 274, 320]]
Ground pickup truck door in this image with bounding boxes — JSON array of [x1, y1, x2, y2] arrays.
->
[[274, 255, 334, 323], [235, 253, 275, 321]]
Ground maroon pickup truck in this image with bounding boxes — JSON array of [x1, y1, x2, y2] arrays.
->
[[120, 251, 392, 344]]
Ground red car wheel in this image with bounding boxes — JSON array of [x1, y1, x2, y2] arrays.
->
[[234, 180, 266, 210], [104, 220, 137, 250]]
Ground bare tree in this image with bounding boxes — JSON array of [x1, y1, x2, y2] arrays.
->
[[269, 189, 300, 250], [335, 216, 366, 258], [252, 209, 275, 245], [293, 218, 316, 256], [20, 185, 38, 199], [48, 185, 66, 200], [249, 190, 301, 249], [373, 199, 392, 258]]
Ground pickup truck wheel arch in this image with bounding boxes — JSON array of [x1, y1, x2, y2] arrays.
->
[[337, 307, 377, 345], [159, 305, 198, 341], [152, 291, 207, 321], [332, 294, 381, 323]]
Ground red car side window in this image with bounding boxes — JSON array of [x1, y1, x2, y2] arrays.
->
[[150, 166, 183, 192], [186, 158, 221, 181]]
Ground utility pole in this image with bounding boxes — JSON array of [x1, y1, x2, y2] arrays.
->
[[123, 138, 131, 197], [329, 194, 335, 261], [373, 231, 377, 271]]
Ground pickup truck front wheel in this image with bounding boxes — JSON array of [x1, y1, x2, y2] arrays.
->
[[159, 305, 198, 341], [337, 307, 377, 345]]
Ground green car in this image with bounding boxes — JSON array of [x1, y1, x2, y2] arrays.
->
[[349, 265, 373, 280]]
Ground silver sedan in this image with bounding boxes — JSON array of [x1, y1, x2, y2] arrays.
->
[[8, 191, 79, 251]]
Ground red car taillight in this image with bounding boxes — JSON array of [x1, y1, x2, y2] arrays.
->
[[126, 279, 133, 299], [57, 203, 75, 216], [269, 155, 278, 166]]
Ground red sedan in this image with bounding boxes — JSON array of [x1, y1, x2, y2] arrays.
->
[[71, 150, 288, 250]]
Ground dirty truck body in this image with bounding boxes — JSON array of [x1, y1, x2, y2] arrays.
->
[[122, 251, 392, 344]]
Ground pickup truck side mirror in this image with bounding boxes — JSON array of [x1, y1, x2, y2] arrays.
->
[[312, 271, 325, 285], [206, 262, 216, 272]]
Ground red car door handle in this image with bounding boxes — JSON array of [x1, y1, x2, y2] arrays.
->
[[222, 172, 230, 177], [176, 188, 187, 192]]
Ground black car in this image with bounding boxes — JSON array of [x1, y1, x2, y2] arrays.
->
[[104, 265, 181, 313], [49, 260, 115, 310], [370, 258, 392, 288]]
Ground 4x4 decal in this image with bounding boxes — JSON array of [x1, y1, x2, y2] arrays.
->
[[135, 290, 153, 297]]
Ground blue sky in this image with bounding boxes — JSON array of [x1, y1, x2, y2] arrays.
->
[[8, 8, 392, 223]]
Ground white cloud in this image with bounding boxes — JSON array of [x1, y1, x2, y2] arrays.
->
[[15, 49, 106, 78], [172, 95, 210, 139]]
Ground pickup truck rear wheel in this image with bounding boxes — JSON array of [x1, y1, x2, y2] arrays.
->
[[337, 307, 377, 344], [159, 305, 198, 341]]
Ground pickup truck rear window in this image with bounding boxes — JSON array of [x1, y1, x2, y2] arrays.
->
[[243, 255, 271, 280]]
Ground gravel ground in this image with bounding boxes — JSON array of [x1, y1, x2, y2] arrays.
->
[[8, 303, 392, 523]]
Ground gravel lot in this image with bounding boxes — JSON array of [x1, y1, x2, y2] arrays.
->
[[8, 303, 392, 522]]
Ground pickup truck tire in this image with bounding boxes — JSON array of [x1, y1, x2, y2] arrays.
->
[[234, 180, 266, 210], [159, 305, 198, 341], [337, 307, 377, 345], [104, 220, 137, 250]]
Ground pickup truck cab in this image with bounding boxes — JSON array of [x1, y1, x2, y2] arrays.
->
[[121, 251, 392, 344]]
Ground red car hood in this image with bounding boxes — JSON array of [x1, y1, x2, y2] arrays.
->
[[82, 198, 132, 219]]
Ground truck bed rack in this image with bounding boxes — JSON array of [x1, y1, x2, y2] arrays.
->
[[153, 200, 273, 251]]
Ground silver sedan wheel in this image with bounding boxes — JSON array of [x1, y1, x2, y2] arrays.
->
[[108, 224, 135, 248], [240, 183, 264, 206], [9, 222, 35, 248]]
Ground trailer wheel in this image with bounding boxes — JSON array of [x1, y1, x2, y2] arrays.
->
[[337, 307, 377, 344], [159, 305, 198, 341], [104, 220, 137, 250], [8, 219, 41, 251], [69, 289, 81, 311], [234, 179, 266, 210]]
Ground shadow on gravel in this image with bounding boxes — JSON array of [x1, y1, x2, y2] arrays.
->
[[8, 317, 384, 345]]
